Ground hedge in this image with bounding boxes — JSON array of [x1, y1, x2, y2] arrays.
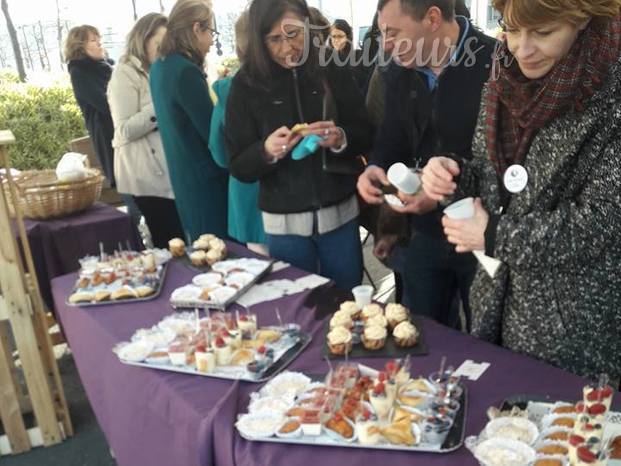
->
[[0, 69, 86, 170]]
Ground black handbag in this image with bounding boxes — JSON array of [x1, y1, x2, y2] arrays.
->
[[320, 79, 367, 176]]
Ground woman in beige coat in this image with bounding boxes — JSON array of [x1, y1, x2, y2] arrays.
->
[[107, 13, 183, 248]]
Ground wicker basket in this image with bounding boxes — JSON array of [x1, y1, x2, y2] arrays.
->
[[2, 168, 104, 220]]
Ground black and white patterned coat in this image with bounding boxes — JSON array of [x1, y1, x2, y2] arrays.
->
[[456, 56, 621, 381]]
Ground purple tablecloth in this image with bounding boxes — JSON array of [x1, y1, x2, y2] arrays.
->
[[52, 242, 618, 466], [16, 202, 140, 310]]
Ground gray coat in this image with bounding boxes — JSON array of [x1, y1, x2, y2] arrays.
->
[[457, 56, 621, 381]]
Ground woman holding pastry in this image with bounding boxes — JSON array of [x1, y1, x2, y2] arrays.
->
[[225, 0, 373, 289], [421, 0, 621, 380]]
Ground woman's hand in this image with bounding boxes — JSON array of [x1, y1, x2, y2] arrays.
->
[[264, 126, 303, 161], [305, 120, 345, 150], [442, 198, 489, 253], [390, 190, 438, 215], [421, 156, 461, 202]]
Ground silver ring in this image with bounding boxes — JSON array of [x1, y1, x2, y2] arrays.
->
[[324, 128, 330, 136], [281, 144, 287, 153]]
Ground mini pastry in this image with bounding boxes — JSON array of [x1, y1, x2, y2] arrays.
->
[[402, 378, 434, 394], [339, 301, 361, 320], [534, 460, 563, 466], [553, 404, 576, 414], [206, 248, 223, 266], [135, 286, 155, 298], [291, 123, 309, 135], [229, 348, 254, 366], [325, 413, 354, 439], [329, 311, 354, 330], [94, 290, 111, 302], [279, 419, 301, 434], [381, 417, 416, 446], [537, 443, 568, 456], [610, 435, 621, 459], [361, 325, 387, 350], [385, 303, 409, 328], [365, 314, 388, 328], [255, 329, 280, 343], [111, 286, 137, 300], [198, 233, 217, 243], [361, 304, 383, 321], [68, 291, 94, 303], [141, 253, 157, 273], [237, 315, 258, 337], [192, 238, 210, 251], [76, 276, 90, 289], [544, 430, 569, 441], [393, 321, 419, 347], [552, 417, 575, 428], [327, 327, 353, 355], [208, 238, 226, 251], [190, 250, 207, 266], [168, 238, 185, 257]]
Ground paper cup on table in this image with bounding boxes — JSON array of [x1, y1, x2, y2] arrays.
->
[[443, 197, 475, 220], [387, 163, 421, 195], [352, 285, 373, 309], [443, 198, 502, 279]]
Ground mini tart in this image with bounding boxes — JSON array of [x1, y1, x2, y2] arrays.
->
[[327, 327, 353, 355], [192, 238, 210, 251], [69, 291, 94, 303], [198, 233, 217, 243], [94, 290, 111, 302], [111, 286, 137, 300], [168, 238, 185, 257], [361, 325, 387, 351], [339, 301, 361, 320], [361, 304, 383, 321], [392, 321, 418, 347], [330, 311, 354, 330], [206, 248, 223, 266], [385, 303, 409, 329], [190, 250, 207, 266], [364, 314, 388, 328]]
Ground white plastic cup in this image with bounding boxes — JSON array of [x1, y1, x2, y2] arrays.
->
[[387, 163, 421, 195], [352, 285, 373, 309], [443, 197, 475, 220]]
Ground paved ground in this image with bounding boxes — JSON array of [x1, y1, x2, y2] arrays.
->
[[4, 229, 392, 466]]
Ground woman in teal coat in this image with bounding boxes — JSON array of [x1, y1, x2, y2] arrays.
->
[[149, 0, 228, 241], [209, 11, 266, 252]]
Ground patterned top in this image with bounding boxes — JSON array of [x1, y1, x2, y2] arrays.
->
[[456, 55, 621, 381]]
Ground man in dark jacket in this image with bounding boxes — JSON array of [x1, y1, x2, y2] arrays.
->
[[358, 0, 496, 330]]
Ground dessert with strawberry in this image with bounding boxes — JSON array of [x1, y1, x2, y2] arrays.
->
[[369, 381, 392, 422], [213, 336, 231, 365]]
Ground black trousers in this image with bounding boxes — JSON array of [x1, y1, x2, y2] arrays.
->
[[401, 231, 477, 331], [133, 196, 184, 249]]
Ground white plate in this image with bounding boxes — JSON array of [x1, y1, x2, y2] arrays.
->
[[261, 371, 312, 399], [208, 286, 238, 305], [485, 417, 539, 445], [115, 340, 155, 363], [157, 317, 194, 335], [170, 284, 202, 302], [474, 438, 536, 466], [225, 271, 255, 288], [192, 272, 224, 288], [131, 329, 176, 349], [248, 395, 293, 416], [236, 412, 285, 439]]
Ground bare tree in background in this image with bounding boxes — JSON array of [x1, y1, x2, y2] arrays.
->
[[131, 0, 138, 20], [159, 0, 165, 13], [19, 25, 33, 70], [0, 0, 26, 80], [55, 0, 64, 69]]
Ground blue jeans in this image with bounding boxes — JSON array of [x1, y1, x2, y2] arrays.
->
[[266, 219, 363, 290], [401, 231, 477, 330]]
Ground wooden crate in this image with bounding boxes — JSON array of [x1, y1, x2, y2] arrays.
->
[[0, 130, 73, 456]]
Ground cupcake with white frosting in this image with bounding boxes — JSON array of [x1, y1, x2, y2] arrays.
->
[[362, 325, 387, 351], [393, 321, 419, 348], [385, 303, 409, 329]]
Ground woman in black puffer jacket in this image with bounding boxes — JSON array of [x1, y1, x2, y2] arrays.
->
[[225, 0, 373, 289]]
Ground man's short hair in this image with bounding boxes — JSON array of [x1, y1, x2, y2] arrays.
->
[[377, 0, 456, 21]]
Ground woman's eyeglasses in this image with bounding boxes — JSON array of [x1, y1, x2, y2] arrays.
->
[[264, 27, 304, 48]]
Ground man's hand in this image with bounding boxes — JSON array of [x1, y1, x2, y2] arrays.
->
[[388, 190, 438, 215], [357, 165, 390, 205]]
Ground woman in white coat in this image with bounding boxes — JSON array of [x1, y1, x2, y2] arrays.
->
[[107, 13, 184, 248]]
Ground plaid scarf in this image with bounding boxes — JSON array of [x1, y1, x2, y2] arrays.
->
[[485, 15, 621, 177]]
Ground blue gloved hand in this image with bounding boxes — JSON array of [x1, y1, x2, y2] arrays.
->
[[291, 134, 323, 161]]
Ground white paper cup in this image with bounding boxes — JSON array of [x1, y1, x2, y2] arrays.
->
[[387, 163, 421, 195], [352, 285, 373, 309], [443, 197, 475, 220]]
